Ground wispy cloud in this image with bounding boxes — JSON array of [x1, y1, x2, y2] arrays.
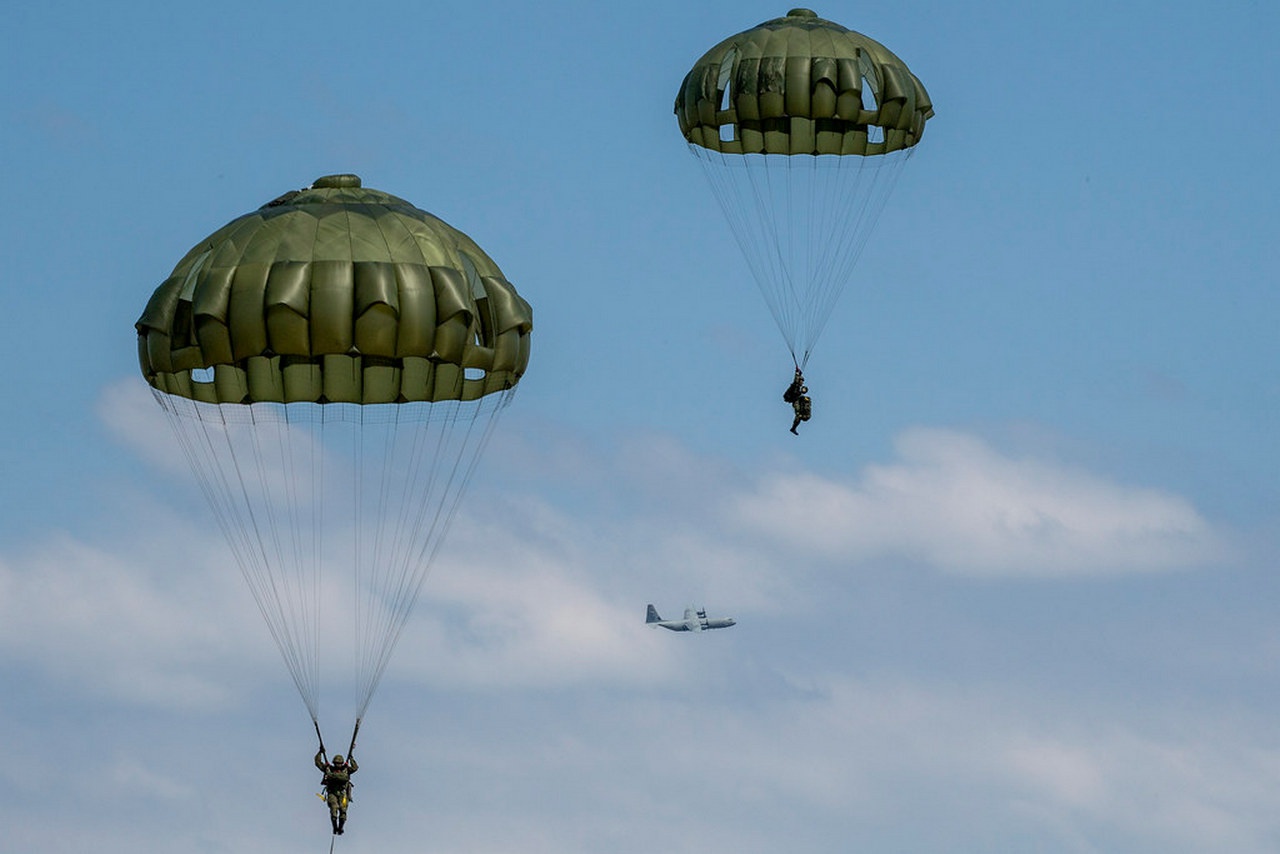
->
[[0, 382, 1260, 852], [0, 531, 265, 709], [730, 427, 1225, 577], [372, 672, 1280, 853], [78, 381, 1232, 710], [97, 378, 187, 477]]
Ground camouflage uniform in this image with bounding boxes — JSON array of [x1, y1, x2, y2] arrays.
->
[[783, 369, 805, 404], [784, 369, 812, 434], [790, 393, 811, 435], [315, 750, 358, 834]]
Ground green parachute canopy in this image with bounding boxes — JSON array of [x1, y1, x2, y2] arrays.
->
[[137, 173, 532, 406], [675, 7, 933, 156], [674, 9, 933, 369], [136, 175, 532, 731]]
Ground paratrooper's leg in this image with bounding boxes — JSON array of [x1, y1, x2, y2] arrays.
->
[[327, 793, 341, 834]]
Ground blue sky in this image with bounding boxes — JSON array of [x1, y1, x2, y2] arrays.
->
[[2, 1, 1278, 851]]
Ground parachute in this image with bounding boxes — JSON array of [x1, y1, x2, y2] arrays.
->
[[136, 174, 532, 736], [675, 7, 933, 370]]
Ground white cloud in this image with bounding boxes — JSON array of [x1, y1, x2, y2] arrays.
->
[[365, 671, 1280, 854], [388, 504, 697, 690], [16, 386, 1226, 739], [69, 388, 1235, 709], [655, 676, 1280, 852], [97, 377, 188, 476], [107, 757, 193, 801], [0, 529, 271, 709], [9, 388, 714, 710], [730, 427, 1225, 577], [995, 720, 1280, 850], [1006, 737, 1106, 809], [0, 386, 1264, 853]]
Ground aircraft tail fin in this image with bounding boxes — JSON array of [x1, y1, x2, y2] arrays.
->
[[646, 604, 662, 624]]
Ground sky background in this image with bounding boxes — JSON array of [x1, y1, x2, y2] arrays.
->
[[2, 0, 1278, 851]]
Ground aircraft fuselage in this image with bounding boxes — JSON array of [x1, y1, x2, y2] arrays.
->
[[646, 605, 736, 632]]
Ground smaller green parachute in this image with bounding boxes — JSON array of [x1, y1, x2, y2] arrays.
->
[[674, 9, 934, 370], [675, 7, 934, 156]]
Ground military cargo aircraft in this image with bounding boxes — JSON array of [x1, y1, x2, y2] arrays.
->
[[646, 605, 736, 632]]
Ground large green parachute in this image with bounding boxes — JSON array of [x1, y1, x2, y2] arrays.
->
[[676, 8, 932, 369], [137, 173, 530, 405], [137, 174, 531, 730]]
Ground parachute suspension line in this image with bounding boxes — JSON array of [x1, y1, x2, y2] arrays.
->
[[153, 393, 321, 719], [382, 402, 433, 622], [690, 143, 917, 370], [354, 390, 517, 719], [793, 151, 845, 371], [273, 403, 322, 721], [409, 394, 511, 607], [355, 406, 376, 696], [766, 152, 810, 360], [693, 146, 798, 366], [782, 153, 861, 365], [800, 153, 821, 370], [358, 400, 442, 708], [365, 399, 437, 709], [353, 403, 412, 718], [244, 408, 318, 715], [155, 387, 517, 728], [245, 404, 320, 718], [794, 153, 846, 366], [311, 409, 325, 722], [802, 148, 916, 357], [353, 399, 472, 718], [347, 718, 361, 757], [350, 405, 365, 713], [693, 147, 818, 365], [742, 151, 803, 362], [349, 403, 430, 718], [800, 154, 835, 364]]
